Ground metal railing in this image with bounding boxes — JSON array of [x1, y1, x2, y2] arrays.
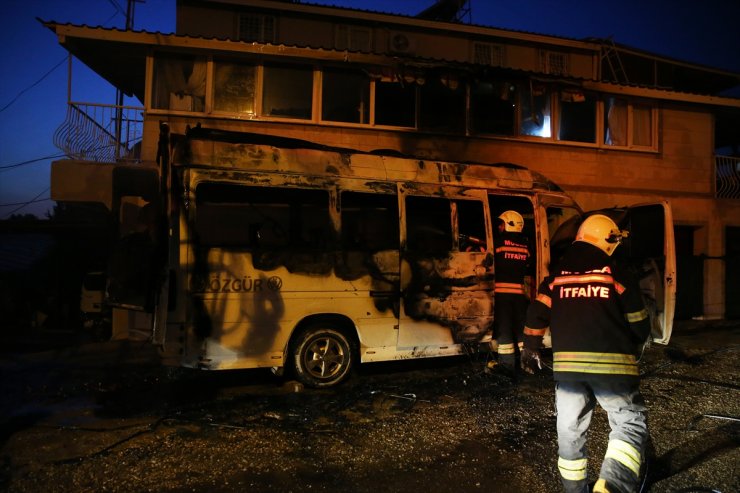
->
[[53, 102, 144, 163], [716, 155, 740, 199]]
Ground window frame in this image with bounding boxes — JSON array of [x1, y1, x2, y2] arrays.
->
[[145, 52, 660, 152], [335, 25, 373, 52], [472, 42, 505, 67], [602, 96, 658, 151], [237, 13, 276, 43]]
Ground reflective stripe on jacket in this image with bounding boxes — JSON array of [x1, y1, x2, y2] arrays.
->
[[524, 241, 650, 383]]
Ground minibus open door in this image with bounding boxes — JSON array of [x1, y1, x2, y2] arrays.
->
[[593, 201, 676, 344], [621, 201, 676, 344], [549, 200, 676, 344]]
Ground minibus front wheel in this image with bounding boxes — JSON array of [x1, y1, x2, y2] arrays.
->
[[291, 324, 356, 388]]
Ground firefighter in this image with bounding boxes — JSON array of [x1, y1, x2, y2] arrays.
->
[[491, 210, 531, 379], [521, 214, 651, 493]]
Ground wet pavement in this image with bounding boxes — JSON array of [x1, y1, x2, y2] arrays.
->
[[1, 320, 739, 492]]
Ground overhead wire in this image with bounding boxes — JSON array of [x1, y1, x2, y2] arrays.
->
[[0, 197, 52, 207], [0, 58, 67, 114], [1, 9, 125, 217], [0, 187, 51, 218], [0, 10, 121, 115], [0, 153, 67, 171]]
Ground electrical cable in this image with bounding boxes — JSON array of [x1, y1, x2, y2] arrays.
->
[[0, 58, 67, 114], [0, 10, 122, 115], [0, 153, 67, 171], [0, 197, 51, 207], [0, 187, 50, 218]]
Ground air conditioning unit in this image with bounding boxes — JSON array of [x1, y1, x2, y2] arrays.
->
[[388, 32, 416, 55]]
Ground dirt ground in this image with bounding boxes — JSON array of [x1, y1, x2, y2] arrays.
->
[[1, 320, 738, 493]]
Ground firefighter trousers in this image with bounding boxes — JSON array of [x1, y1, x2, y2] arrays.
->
[[493, 293, 528, 370], [555, 380, 648, 493]]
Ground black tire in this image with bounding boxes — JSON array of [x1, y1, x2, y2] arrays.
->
[[292, 325, 355, 388]]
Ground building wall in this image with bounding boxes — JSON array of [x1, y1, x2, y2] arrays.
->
[[154, 2, 737, 319], [141, 102, 714, 199], [175, 2, 598, 79]]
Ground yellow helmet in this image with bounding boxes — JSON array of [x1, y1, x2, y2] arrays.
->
[[498, 210, 524, 232], [575, 214, 629, 256]]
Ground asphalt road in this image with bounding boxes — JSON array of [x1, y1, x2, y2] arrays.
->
[[1, 320, 738, 492]]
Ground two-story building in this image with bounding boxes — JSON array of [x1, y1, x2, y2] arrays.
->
[[45, 0, 740, 320]]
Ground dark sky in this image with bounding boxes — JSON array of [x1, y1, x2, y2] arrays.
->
[[1, 0, 738, 218]]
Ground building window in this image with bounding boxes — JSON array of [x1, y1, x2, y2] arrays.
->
[[520, 82, 551, 138], [540, 50, 569, 76], [473, 42, 504, 66], [632, 103, 653, 147], [335, 25, 372, 52], [604, 97, 628, 146], [238, 14, 275, 43], [604, 97, 655, 148], [419, 72, 466, 133], [558, 89, 596, 143], [470, 79, 516, 136], [151, 55, 207, 111], [262, 64, 314, 119], [213, 61, 256, 115], [375, 78, 417, 128], [321, 68, 370, 124]]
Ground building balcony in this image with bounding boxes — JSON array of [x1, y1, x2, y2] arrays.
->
[[716, 155, 740, 199], [54, 102, 144, 163]]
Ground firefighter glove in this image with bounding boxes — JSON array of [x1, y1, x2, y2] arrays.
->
[[520, 348, 542, 374]]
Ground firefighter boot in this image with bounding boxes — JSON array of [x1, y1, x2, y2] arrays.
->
[[497, 353, 518, 381]]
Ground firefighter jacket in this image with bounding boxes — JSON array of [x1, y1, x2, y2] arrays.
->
[[524, 241, 650, 383], [494, 231, 531, 296]]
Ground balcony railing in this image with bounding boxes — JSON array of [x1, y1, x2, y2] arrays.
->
[[716, 155, 740, 199], [53, 102, 144, 163]]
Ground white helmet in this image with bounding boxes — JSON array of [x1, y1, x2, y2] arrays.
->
[[575, 214, 628, 256], [498, 210, 524, 232]]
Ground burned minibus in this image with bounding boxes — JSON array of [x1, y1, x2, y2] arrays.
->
[[51, 127, 676, 387]]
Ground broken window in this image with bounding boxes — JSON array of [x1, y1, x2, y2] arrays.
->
[[340, 192, 399, 251], [321, 68, 370, 124], [262, 64, 314, 119], [456, 199, 486, 252], [419, 73, 466, 133], [405, 196, 453, 254], [375, 78, 416, 128], [558, 89, 596, 143], [519, 82, 551, 138], [470, 79, 516, 136], [194, 184, 333, 251], [213, 61, 256, 115]]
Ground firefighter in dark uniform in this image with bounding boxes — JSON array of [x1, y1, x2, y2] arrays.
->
[[521, 214, 651, 493], [492, 210, 531, 378]]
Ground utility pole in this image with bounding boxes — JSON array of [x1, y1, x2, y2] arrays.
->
[[115, 0, 139, 159]]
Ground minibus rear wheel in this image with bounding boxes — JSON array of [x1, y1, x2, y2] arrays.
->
[[291, 325, 355, 388]]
